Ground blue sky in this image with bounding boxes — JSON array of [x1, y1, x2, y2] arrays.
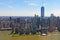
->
[[0, 0, 60, 16]]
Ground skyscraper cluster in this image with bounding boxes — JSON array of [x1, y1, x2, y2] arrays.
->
[[0, 6, 60, 35]]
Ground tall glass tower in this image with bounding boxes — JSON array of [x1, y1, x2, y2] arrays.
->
[[41, 6, 44, 18], [41, 6, 47, 35]]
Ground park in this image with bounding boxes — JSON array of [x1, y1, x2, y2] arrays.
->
[[0, 30, 60, 40]]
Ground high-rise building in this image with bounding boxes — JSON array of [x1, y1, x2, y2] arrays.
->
[[41, 6, 48, 35], [41, 6, 44, 18]]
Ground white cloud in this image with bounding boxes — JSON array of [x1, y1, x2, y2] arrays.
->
[[24, 0, 38, 6], [28, 3, 37, 6], [24, 0, 30, 3]]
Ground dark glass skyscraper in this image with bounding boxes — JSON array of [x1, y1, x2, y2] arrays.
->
[[41, 6, 44, 18], [41, 6, 47, 35]]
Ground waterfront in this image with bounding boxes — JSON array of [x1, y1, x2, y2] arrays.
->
[[0, 31, 60, 40]]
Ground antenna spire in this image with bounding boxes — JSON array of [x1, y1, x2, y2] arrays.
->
[[42, 0, 47, 6]]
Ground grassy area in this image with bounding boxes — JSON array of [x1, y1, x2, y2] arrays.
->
[[0, 31, 60, 40], [12, 34, 20, 37]]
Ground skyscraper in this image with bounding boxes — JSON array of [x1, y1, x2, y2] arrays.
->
[[41, 6, 44, 18], [41, 6, 47, 35]]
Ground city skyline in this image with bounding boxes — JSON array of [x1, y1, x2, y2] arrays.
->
[[0, 0, 60, 16]]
